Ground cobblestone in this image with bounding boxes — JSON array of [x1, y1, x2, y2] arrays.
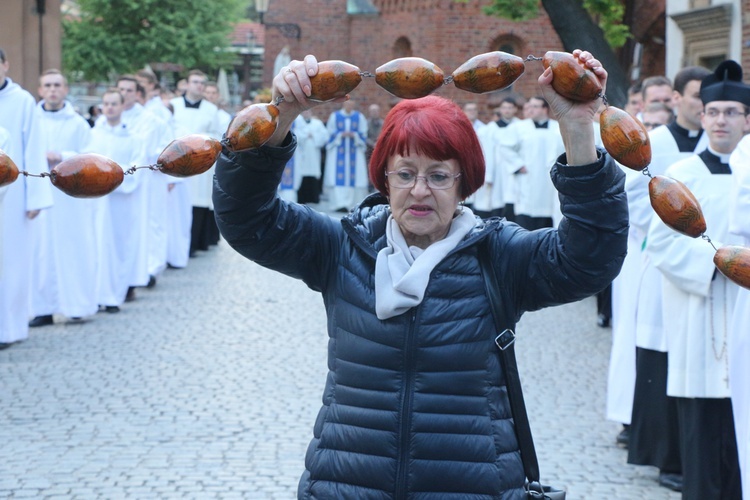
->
[[0, 217, 679, 499]]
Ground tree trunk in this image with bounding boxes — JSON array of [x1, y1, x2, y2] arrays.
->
[[541, 0, 629, 107]]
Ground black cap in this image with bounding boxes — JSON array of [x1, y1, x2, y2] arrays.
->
[[700, 60, 750, 106]]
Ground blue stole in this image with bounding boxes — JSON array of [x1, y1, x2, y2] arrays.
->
[[280, 121, 295, 190], [330, 111, 361, 187]]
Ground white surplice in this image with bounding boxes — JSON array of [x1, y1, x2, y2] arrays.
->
[[499, 119, 564, 219], [646, 151, 741, 399], [279, 115, 328, 201], [0, 79, 53, 343], [88, 122, 146, 306], [472, 122, 506, 214], [144, 96, 177, 275], [627, 125, 708, 352], [728, 135, 750, 500], [30, 101, 97, 318], [605, 164, 642, 424], [170, 97, 222, 209], [122, 103, 174, 281]]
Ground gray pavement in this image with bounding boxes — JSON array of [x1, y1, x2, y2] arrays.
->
[[0, 225, 679, 499]]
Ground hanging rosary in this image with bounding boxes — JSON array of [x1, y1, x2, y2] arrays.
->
[[0, 50, 748, 290]]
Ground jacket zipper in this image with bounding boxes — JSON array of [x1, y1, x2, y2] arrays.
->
[[394, 308, 418, 500]]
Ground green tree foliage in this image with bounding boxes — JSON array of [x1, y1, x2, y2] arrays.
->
[[481, 0, 630, 49], [63, 0, 245, 81]]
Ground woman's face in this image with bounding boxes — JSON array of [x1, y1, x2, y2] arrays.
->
[[386, 153, 462, 249]]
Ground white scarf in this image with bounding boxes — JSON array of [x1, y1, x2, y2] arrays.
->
[[375, 207, 477, 319]]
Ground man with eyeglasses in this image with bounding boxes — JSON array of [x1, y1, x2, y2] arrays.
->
[[645, 60, 748, 500]]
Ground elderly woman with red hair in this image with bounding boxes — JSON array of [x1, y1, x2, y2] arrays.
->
[[213, 52, 627, 499]]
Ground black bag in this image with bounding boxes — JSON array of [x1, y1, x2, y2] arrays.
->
[[478, 243, 567, 500]]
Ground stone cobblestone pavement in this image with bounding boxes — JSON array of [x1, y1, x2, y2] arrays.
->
[[0, 229, 680, 499]]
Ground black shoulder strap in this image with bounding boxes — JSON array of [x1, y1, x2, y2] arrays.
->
[[478, 240, 540, 484]]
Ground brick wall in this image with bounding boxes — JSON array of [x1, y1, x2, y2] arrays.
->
[[262, 0, 564, 123]]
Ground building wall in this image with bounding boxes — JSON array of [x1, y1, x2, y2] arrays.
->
[[665, 0, 744, 79], [263, 0, 564, 122], [0, 0, 62, 93]]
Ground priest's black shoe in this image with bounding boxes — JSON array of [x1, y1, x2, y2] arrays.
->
[[616, 424, 629, 447], [146, 275, 157, 288], [0, 342, 13, 350], [658, 472, 683, 492], [597, 313, 610, 328], [125, 287, 136, 302], [29, 315, 53, 327]]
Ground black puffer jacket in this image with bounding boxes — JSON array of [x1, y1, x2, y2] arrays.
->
[[213, 133, 628, 500]]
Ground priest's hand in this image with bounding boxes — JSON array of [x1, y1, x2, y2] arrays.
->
[[26, 210, 40, 220]]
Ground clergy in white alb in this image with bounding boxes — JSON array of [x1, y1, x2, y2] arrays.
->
[[30, 70, 97, 322], [0, 54, 54, 346], [645, 61, 746, 500], [170, 70, 223, 255], [136, 69, 179, 280], [728, 134, 750, 500], [89, 90, 147, 309], [498, 96, 564, 230], [279, 111, 328, 202], [118, 75, 174, 285], [324, 100, 368, 212], [625, 67, 711, 479], [471, 121, 505, 219]]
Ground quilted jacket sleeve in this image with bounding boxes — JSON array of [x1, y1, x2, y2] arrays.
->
[[493, 149, 628, 319], [212, 132, 342, 292]]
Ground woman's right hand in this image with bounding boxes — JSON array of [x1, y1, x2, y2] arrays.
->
[[265, 55, 348, 147]]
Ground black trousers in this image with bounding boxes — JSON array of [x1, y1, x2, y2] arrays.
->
[[596, 284, 612, 320], [190, 207, 211, 253], [297, 176, 320, 204], [627, 348, 681, 472], [677, 397, 741, 500], [503, 203, 515, 222]]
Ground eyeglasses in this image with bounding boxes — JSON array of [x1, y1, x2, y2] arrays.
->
[[385, 169, 462, 190], [704, 108, 747, 118]]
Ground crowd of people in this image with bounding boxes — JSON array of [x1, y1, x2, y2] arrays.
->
[[602, 63, 749, 500], [0, 47, 231, 346], [0, 43, 748, 499]]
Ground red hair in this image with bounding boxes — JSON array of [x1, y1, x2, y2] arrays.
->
[[368, 95, 485, 200]]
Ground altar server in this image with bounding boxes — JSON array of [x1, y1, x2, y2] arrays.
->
[[625, 67, 711, 492], [0, 48, 53, 348], [499, 96, 564, 230], [90, 89, 146, 311], [29, 69, 96, 326], [646, 60, 747, 500], [170, 70, 223, 257], [279, 110, 328, 202]]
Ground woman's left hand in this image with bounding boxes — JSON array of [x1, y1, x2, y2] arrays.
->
[[538, 49, 607, 126]]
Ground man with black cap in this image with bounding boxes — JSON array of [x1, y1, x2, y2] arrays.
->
[[645, 60, 747, 500]]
